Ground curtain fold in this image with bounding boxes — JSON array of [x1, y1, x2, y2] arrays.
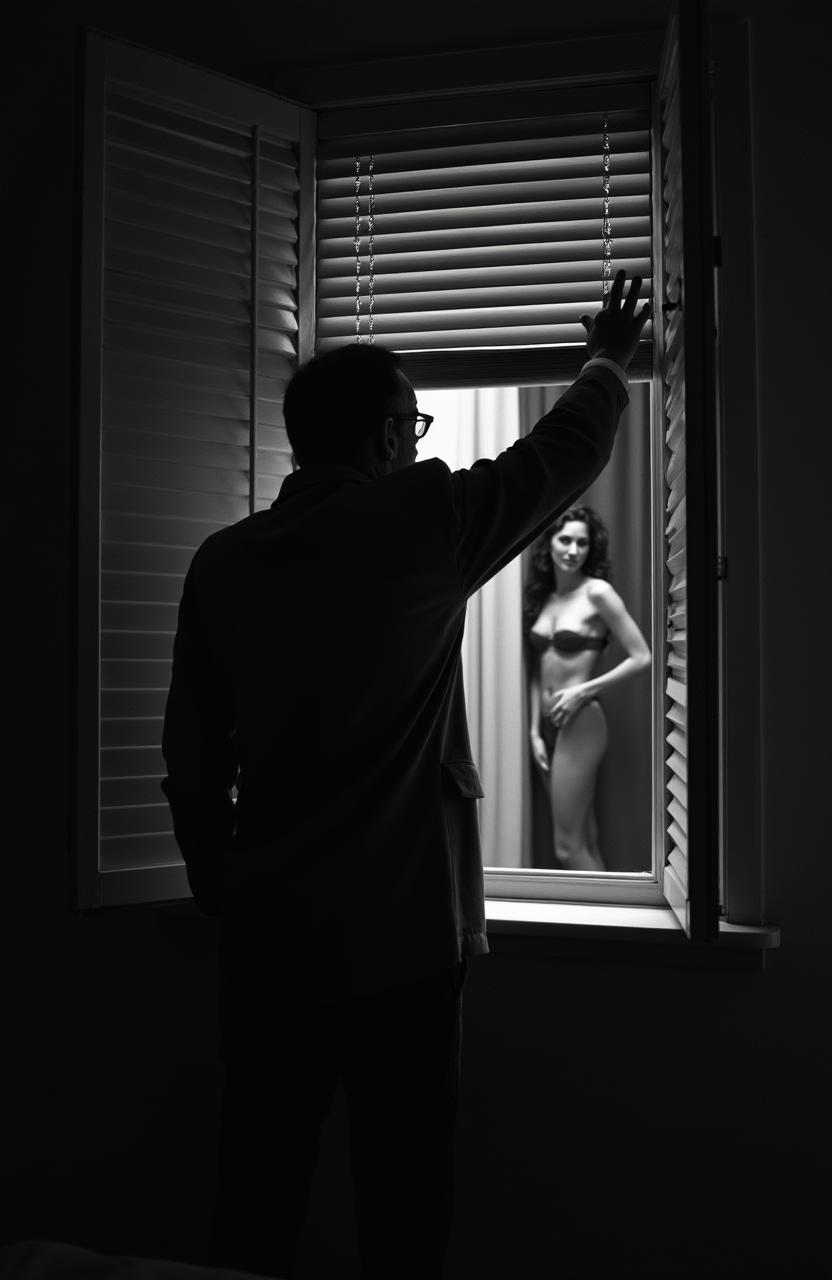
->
[[416, 387, 529, 867]]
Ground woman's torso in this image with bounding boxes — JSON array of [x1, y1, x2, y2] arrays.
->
[[529, 578, 609, 712]]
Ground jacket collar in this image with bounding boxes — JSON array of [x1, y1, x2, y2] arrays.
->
[[272, 464, 373, 506]]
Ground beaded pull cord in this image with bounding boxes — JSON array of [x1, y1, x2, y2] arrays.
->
[[602, 116, 613, 301], [354, 154, 375, 342]]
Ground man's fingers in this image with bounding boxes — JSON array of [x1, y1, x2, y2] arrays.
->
[[623, 275, 643, 314], [601, 270, 622, 307]]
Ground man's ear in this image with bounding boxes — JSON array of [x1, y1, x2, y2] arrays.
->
[[382, 417, 398, 461]]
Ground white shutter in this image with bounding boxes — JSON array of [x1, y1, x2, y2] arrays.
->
[[656, 1, 720, 939], [78, 34, 314, 906], [316, 83, 653, 386]]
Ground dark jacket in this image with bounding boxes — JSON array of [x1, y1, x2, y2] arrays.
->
[[161, 365, 628, 1001]]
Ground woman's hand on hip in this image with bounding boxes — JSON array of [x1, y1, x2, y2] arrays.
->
[[548, 685, 591, 729]]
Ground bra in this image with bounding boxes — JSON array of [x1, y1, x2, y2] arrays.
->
[[528, 628, 609, 655]]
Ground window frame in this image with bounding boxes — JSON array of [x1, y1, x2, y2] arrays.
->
[[75, 20, 775, 952], [296, 19, 769, 941]]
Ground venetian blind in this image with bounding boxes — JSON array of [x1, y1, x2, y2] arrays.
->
[[657, 1, 720, 939], [79, 35, 313, 905], [316, 83, 654, 387]]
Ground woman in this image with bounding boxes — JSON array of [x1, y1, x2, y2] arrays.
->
[[524, 505, 651, 871]]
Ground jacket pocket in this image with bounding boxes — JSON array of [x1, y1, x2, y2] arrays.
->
[[441, 759, 484, 799]]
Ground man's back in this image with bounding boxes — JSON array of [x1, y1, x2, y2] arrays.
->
[[162, 367, 628, 1000]]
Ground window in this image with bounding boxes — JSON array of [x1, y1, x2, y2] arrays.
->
[[76, 6, 772, 950]]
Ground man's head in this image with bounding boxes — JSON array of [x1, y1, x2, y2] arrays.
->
[[284, 342, 420, 474]]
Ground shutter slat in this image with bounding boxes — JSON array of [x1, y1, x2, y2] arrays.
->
[[668, 795, 687, 836], [102, 777, 167, 808], [667, 628, 687, 656], [101, 602, 180, 632], [102, 510, 228, 549], [667, 701, 686, 731], [663, 859, 686, 913], [102, 482, 250, 524], [101, 745, 167, 779], [105, 324, 254, 372], [667, 548, 686, 577], [667, 675, 687, 707], [667, 842, 688, 882], [102, 689, 168, 717], [104, 382, 249, 420], [667, 749, 688, 784], [106, 145, 250, 205], [667, 466, 686, 515], [102, 660, 173, 690], [667, 438, 686, 486], [102, 629, 177, 659], [669, 571, 686, 600], [101, 717, 165, 749], [103, 427, 252, 473], [668, 771, 688, 811], [102, 571, 185, 605], [667, 494, 686, 537], [667, 524, 686, 559], [107, 166, 251, 231], [99, 832, 183, 871]]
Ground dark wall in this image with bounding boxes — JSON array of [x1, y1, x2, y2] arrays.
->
[[4, 4, 829, 1277]]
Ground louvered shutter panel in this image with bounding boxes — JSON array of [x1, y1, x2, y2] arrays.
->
[[78, 35, 314, 906], [316, 84, 653, 386], [656, 0, 720, 939]]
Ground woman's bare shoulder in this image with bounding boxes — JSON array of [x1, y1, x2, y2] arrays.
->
[[585, 577, 615, 601]]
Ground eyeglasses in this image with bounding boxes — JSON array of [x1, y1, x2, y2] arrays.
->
[[391, 412, 434, 439]]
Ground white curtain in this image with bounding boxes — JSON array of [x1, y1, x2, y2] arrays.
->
[[416, 387, 530, 867]]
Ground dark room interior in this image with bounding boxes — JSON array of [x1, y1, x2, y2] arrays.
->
[[3, 1, 828, 1276]]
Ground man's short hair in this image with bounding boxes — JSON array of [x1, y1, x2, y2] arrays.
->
[[284, 343, 404, 466]]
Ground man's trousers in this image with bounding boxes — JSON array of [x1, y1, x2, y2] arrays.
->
[[211, 957, 468, 1279]]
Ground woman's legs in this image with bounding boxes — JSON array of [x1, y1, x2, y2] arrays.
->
[[548, 699, 608, 871]]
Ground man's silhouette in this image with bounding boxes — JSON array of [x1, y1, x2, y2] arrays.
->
[[161, 272, 650, 1279]]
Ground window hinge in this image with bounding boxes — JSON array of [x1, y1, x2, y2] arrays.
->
[[717, 555, 728, 580], [713, 235, 723, 267]]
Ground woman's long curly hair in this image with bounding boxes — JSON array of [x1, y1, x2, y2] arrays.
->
[[522, 506, 613, 639]]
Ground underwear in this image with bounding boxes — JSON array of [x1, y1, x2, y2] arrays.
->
[[539, 698, 602, 763]]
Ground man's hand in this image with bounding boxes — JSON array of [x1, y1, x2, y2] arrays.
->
[[579, 270, 652, 371]]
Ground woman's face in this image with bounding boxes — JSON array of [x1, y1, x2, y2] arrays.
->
[[550, 521, 591, 574]]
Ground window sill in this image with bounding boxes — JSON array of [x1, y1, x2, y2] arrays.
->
[[484, 899, 779, 969]]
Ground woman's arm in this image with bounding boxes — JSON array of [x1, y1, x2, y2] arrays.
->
[[529, 662, 543, 736], [581, 579, 652, 699], [528, 657, 550, 770]]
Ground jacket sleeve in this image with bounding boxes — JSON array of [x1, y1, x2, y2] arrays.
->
[[449, 366, 628, 598], [160, 551, 238, 915]]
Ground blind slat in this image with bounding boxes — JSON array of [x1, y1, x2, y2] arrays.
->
[[317, 99, 652, 368]]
